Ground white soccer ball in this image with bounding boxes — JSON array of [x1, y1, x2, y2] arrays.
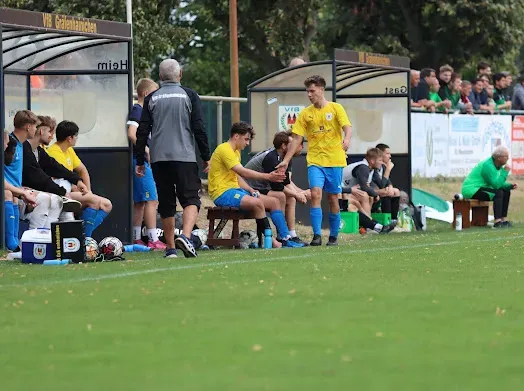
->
[[239, 230, 258, 249], [98, 236, 123, 260], [192, 228, 208, 246], [84, 237, 99, 262]]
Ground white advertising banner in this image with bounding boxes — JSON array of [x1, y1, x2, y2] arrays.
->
[[411, 113, 449, 177], [411, 113, 512, 177]]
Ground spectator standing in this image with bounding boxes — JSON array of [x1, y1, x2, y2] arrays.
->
[[438, 64, 454, 100], [469, 78, 494, 113], [429, 79, 451, 113], [492, 73, 512, 110], [135, 59, 211, 258], [511, 75, 524, 110], [477, 61, 492, 78], [460, 81, 474, 114], [413, 68, 437, 112]]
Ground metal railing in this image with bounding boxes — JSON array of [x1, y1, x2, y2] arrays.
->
[[411, 107, 524, 115], [133, 92, 247, 144]]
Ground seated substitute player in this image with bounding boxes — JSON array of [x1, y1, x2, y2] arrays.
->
[[46, 120, 113, 237], [4, 112, 79, 250], [342, 148, 384, 211], [22, 116, 112, 228], [208, 122, 304, 248], [245, 131, 310, 245], [374, 143, 400, 222], [126, 78, 165, 250]]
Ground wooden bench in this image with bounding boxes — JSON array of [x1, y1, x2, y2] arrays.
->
[[452, 199, 490, 229], [206, 206, 255, 248]]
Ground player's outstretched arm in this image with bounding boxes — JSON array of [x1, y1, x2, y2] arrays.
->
[[231, 164, 286, 183]]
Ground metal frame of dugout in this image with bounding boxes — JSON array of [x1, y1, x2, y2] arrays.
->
[[247, 48, 411, 227], [1, 7, 134, 246]]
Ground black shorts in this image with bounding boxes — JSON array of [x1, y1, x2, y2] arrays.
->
[[257, 189, 270, 196], [151, 161, 201, 218]]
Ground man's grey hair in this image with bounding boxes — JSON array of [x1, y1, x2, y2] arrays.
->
[[492, 146, 509, 158], [159, 59, 181, 82]]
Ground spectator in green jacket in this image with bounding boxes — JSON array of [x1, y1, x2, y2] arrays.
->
[[429, 78, 451, 113], [445, 73, 463, 111], [461, 146, 517, 228]]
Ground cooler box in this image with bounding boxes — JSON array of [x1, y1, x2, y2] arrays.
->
[[339, 212, 359, 234], [52, 220, 85, 263], [21, 228, 54, 264], [372, 212, 392, 226]]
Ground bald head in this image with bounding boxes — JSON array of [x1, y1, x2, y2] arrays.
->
[[492, 146, 509, 158], [159, 59, 182, 82], [289, 57, 306, 67]]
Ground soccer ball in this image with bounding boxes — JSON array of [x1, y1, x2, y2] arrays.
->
[[141, 226, 164, 243], [84, 237, 99, 262], [98, 236, 124, 260], [239, 230, 259, 249], [192, 228, 208, 249]]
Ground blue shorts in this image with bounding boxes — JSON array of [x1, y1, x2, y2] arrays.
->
[[308, 166, 343, 194], [214, 188, 250, 209], [133, 157, 158, 203]]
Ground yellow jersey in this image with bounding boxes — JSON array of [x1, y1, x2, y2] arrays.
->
[[46, 143, 82, 172], [292, 102, 351, 167], [208, 142, 241, 200]]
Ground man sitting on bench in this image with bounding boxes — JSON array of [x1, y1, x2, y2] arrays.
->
[[461, 146, 516, 228], [244, 131, 310, 246], [374, 143, 401, 223], [207, 122, 304, 248]]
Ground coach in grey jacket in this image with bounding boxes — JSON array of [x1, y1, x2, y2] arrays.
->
[[135, 59, 210, 259]]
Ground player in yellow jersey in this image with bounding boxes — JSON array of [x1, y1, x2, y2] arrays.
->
[[208, 122, 304, 248], [277, 75, 352, 246]]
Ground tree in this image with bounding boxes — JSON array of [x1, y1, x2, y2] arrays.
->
[[3, 0, 190, 81], [323, 0, 524, 72], [171, 0, 325, 96]]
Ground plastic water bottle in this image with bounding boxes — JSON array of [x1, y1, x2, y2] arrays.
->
[[43, 259, 71, 266], [123, 244, 151, 253], [264, 228, 272, 249], [455, 213, 463, 231]]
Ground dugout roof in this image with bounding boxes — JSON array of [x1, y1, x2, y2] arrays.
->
[[248, 49, 411, 156], [1, 7, 134, 245]]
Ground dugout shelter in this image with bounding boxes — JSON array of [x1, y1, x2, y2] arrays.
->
[[248, 49, 411, 227], [1, 7, 134, 245]]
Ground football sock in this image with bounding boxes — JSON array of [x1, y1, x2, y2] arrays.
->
[[310, 207, 322, 236], [4, 201, 18, 250], [289, 229, 297, 238], [338, 199, 349, 212], [328, 212, 340, 238], [147, 228, 159, 242], [133, 226, 142, 241], [82, 207, 98, 237], [269, 210, 290, 240], [13, 204, 19, 244], [93, 210, 109, 231]]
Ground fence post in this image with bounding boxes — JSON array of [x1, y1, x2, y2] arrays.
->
[[217, 100, 223, 144]]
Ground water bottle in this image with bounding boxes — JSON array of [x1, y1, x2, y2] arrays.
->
[[43, 259, 71, 266], [455, 213, 463, 231], [264, 228, 272, 249], [454, 193, 464, 201]]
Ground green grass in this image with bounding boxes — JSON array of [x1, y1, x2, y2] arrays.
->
[[2, 228, 524, 390]]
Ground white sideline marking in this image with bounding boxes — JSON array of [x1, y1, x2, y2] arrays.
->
[[0, 234, 521, 289]]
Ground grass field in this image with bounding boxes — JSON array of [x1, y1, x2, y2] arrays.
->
[[2, 227, 524, 390]]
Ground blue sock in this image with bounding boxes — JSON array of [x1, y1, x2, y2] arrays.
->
[[93, 210, 109, 231], [269, 210, 290, 239], [310, 207, 322, 235], [82, 207, 98, 237], [328, 212, 340, 238], [12, 203, 19, 245], [4, 201, 18, 250]]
